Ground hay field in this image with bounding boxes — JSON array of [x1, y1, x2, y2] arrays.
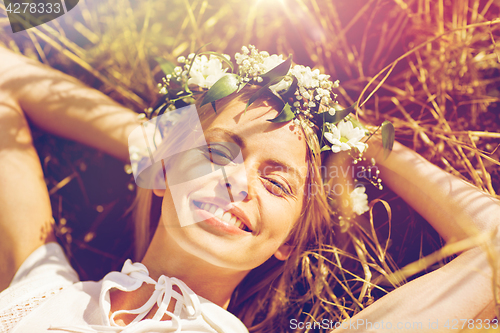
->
[[1, 0, 499, 327]]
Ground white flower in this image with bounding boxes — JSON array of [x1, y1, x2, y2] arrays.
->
[[350, 185, 369, 215], [290, 65, 320, 89], [269, 78, 291, 95], [235, 46, 287, 79], [235, 52, 244, 64], [324, 120, 367, 153], [186, 55, 229, 89], [174, 66, 183, 76], [316, 88, 329, 97], [261, 54, 285, 73], [169, 46, 345, 138]]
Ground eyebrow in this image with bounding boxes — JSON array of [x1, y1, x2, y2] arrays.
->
[[263, 159, 305, 187], [205, 127, 246, 148]]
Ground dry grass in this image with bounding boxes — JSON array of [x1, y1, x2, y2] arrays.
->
[[1, 0, 499, 328]]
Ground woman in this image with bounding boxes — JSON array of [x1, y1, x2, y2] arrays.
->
[[0, 45, 499, 333]]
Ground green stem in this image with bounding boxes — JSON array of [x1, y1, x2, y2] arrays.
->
[[364, 123, 382, 144]]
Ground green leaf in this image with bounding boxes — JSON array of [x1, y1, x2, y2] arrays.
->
[[268, 103, 296, 123], [237, 81, 248, 93], [313, 102, 357, 126], [201, 74, 240, 107], [320, 145, 331, 152], [155, 57, 176, 76], [331, 103, 357, 124], [260, 55, 292, 85], [245, 75, 285, 112], [381, 120, 395, 160], [280, 76, 299, 103]]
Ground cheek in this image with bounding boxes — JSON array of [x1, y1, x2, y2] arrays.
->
[[158, 187, 179, 229], [164, 151, 216, 205], [165, 150, 213, 185], [161, 176, 211, 228], [260, 195, 302, 241]]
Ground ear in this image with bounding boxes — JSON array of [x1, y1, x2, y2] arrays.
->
[[153, 160, 170, 197], [274, 243, 293, 261], [153, 188, 166, 197]]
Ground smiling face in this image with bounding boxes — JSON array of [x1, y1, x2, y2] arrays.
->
[[153, 95, 309, 272]]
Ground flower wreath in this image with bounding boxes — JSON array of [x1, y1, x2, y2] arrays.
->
[[138, 45, 395, 219]]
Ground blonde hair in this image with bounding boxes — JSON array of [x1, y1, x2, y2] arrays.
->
[[133, 87, 339, 332]]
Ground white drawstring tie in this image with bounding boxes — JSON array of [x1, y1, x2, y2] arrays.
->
[[50, 260, 203, 333]]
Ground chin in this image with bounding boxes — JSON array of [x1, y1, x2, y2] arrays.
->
[[163, 222, 265, 271]]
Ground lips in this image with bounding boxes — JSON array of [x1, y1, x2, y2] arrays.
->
[[193, 199, 253, 233]]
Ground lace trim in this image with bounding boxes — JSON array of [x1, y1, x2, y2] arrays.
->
[[0, 287, 64, 332]]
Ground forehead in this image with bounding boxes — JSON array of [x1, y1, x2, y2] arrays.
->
[[204, 97, 309, 178]]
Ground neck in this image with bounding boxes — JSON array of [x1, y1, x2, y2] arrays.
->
[[111, 227, 248, 317], [143, 227, 249, 308]]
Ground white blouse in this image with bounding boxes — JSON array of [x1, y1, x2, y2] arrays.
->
[[0, 243, 248, 333]]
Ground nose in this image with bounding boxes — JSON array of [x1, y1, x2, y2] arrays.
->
[[218, 163, 249, 202]]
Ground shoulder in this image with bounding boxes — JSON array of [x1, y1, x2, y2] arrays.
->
[[0, 243, 88, 332], [1, 280, 105, 333], [0, 243, 79, 309]]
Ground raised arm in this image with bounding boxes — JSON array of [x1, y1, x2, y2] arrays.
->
[[332, 139, 500, 332], [369, 139, 500, 243], [0, 46, 138, 161], [0, 47, 138, 291]]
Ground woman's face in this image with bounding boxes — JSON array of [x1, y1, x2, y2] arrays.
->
[[154, 97, 309, 272]]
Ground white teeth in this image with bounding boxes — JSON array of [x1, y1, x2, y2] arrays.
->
[[199, 202, 249, 231], [221, 212, 232, 223], [214, 207, 224, 218], [234, 219, 243, 230]]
